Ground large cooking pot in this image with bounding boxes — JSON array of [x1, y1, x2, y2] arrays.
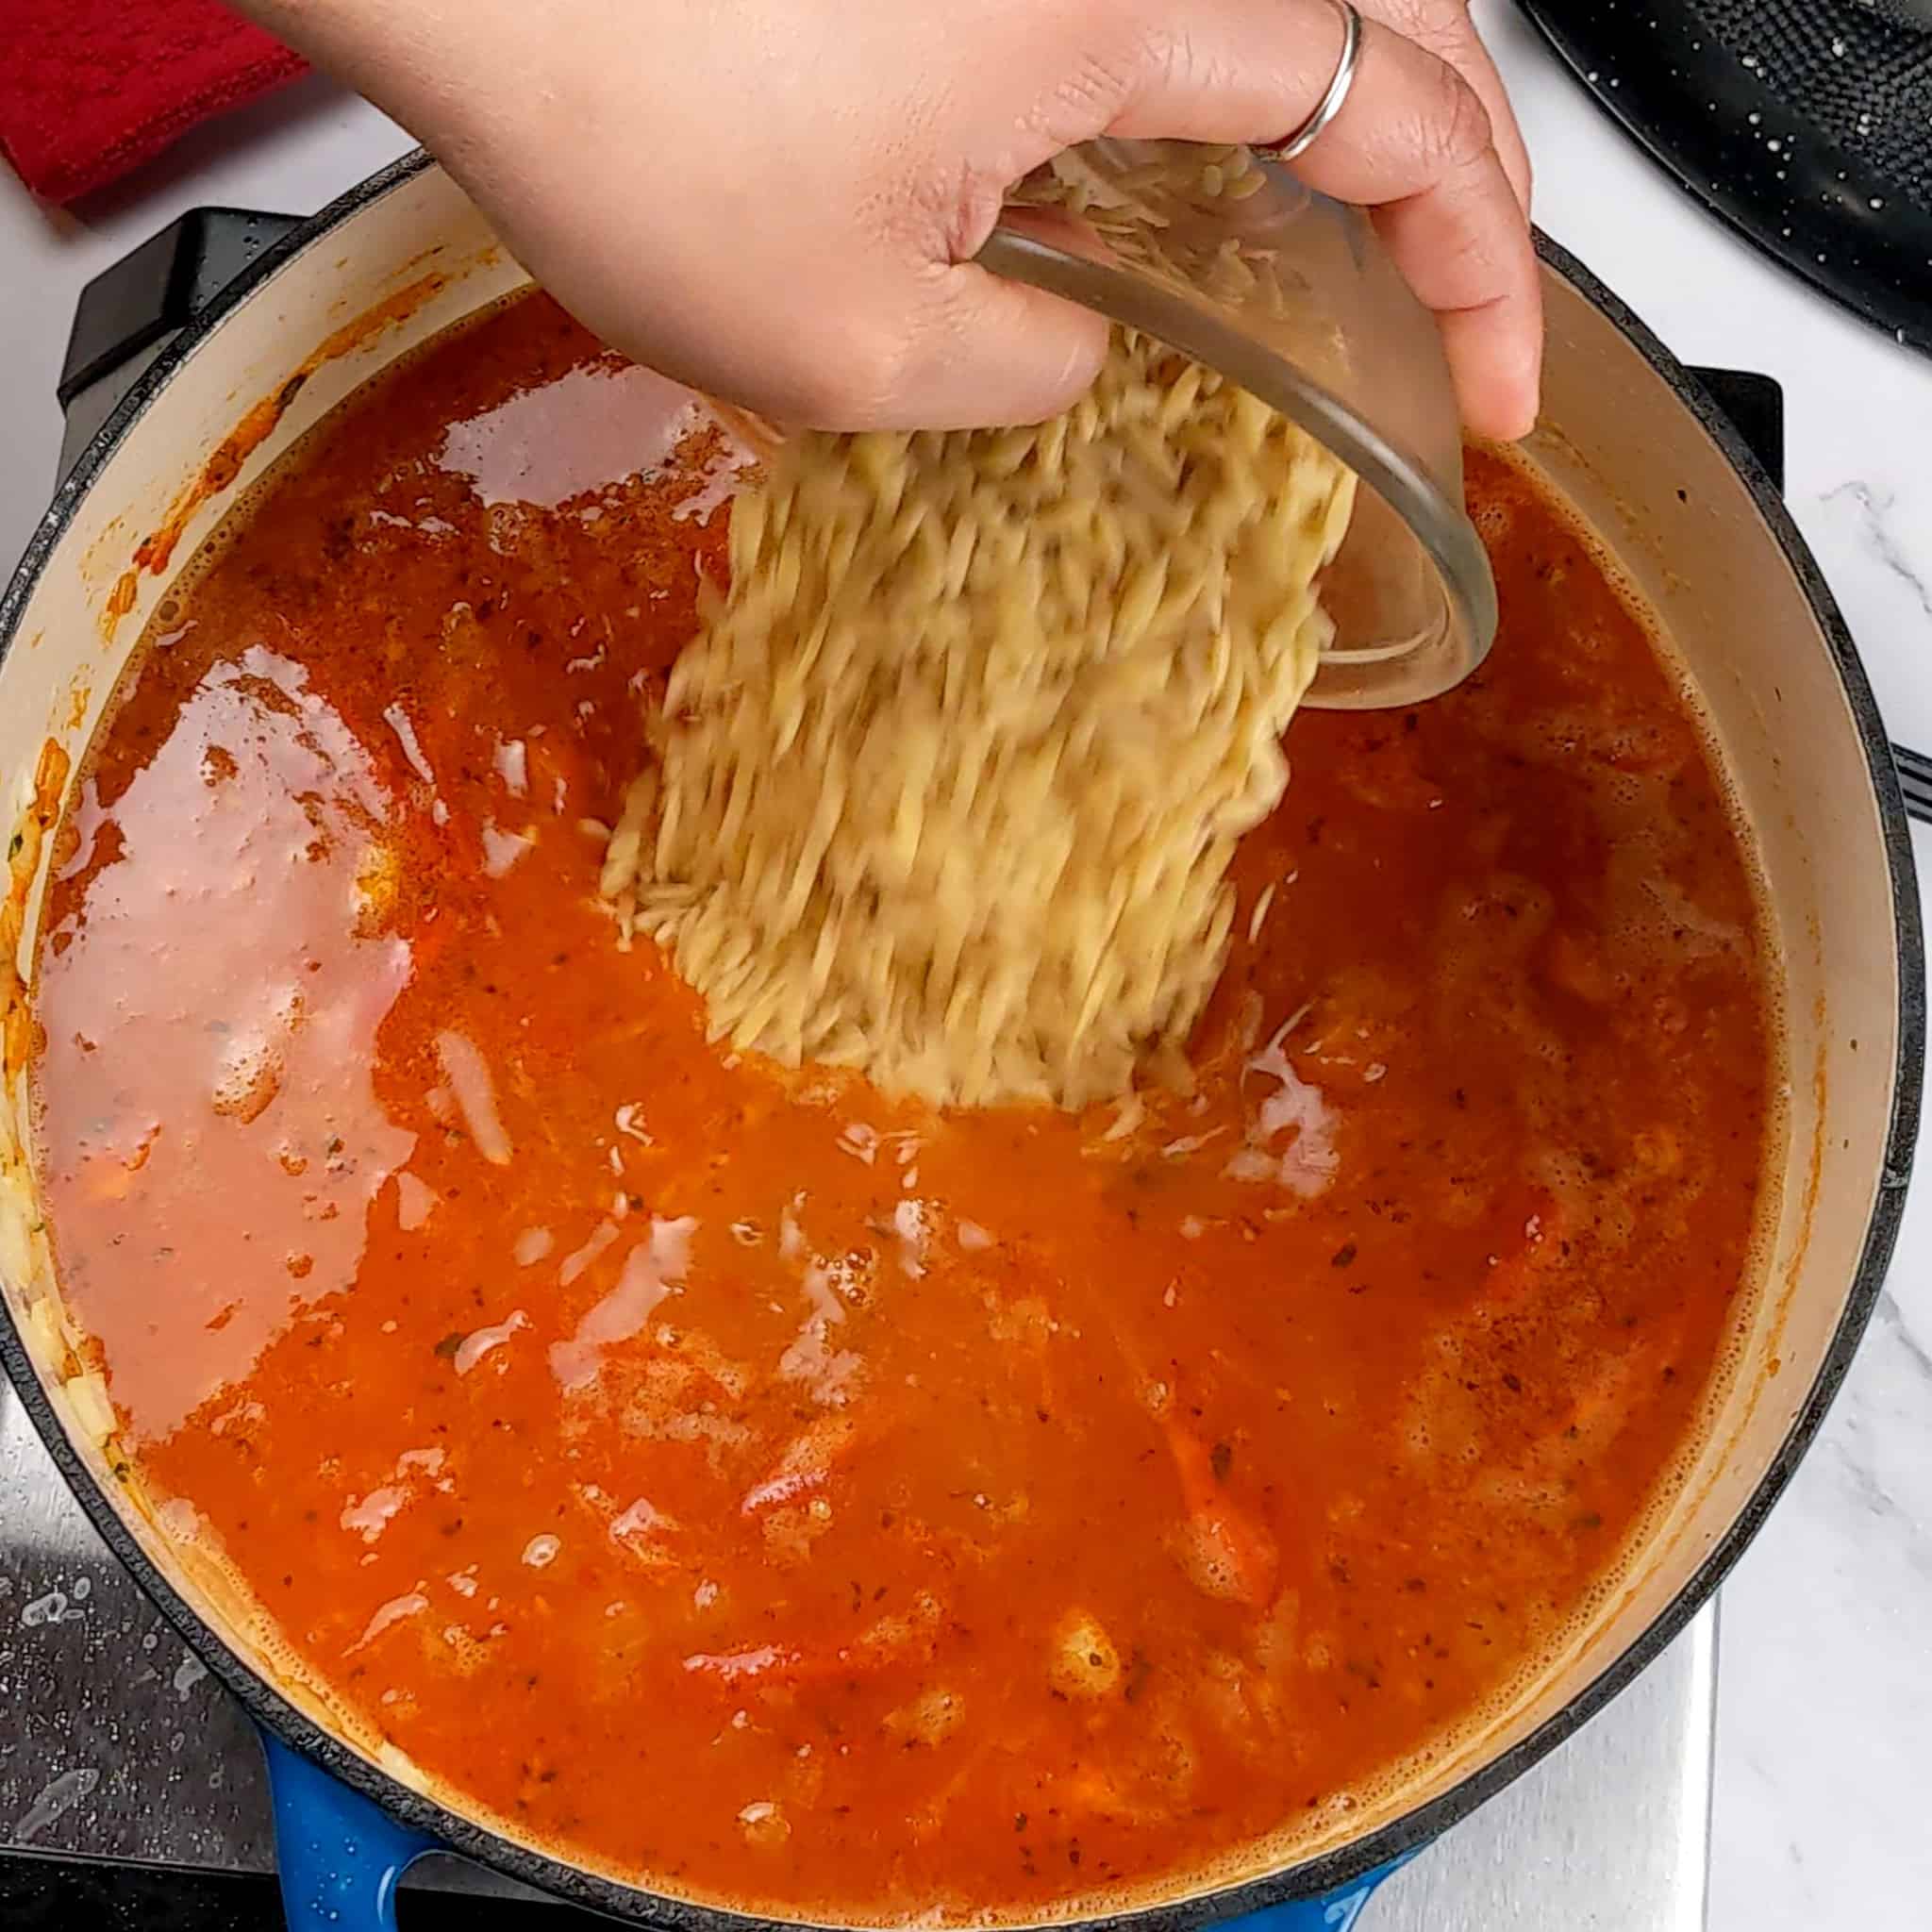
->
[[0, 153, 1922, 1932]]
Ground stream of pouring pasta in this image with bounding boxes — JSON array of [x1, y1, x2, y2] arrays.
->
[[602, 329, 1357, 1108]]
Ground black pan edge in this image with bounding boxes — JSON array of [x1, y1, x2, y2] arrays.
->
[[0, 182, 1921, 1928], [1516, 0, 1932, 360]]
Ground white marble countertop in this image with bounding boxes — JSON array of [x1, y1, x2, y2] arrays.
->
[[1, 11, 1928, 1927]]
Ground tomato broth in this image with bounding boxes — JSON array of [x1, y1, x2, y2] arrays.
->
[[32, 291, 1774, 1920]]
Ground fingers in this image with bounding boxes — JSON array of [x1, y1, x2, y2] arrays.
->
[[1377, 199, 1541, 441], [1291, 23, 1541, 437], [1432, 10, 1533, 212], [1094, 0, 1388, 145], [1356, 0, 1532, 210], [1093, 0, 1541, 438]]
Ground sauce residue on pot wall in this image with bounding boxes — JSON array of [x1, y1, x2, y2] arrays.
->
[[31, 292, 1775, 1922], [2, 736, 70, 1074], [97, 271, 454, 647]]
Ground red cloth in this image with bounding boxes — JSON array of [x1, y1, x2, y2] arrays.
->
[[0, 0, 307, 205]]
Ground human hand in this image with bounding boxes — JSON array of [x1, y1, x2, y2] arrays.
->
[[237, 0, 1541, 438], [1355, 0, 1533, 213]]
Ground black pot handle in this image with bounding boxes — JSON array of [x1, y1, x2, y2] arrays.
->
[[56, 206, 301, 483], [1687, 363, 1930, 826], [1893, 745, 1932, 824], [1688, 365, 1785, 491]]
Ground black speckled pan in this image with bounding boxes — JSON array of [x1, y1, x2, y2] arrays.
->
[[1517, 0, 1932, 355]]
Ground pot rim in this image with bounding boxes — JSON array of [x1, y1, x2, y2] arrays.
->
[[0, 151, 1922, 1929]]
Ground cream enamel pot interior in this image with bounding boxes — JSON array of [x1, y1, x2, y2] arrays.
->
[[0, 154, 1921, 1932]]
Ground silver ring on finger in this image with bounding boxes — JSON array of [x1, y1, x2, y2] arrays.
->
[[1254, 0, 1364, 164]]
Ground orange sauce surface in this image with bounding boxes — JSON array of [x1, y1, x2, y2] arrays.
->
[[33, 293, 1772, 1920]]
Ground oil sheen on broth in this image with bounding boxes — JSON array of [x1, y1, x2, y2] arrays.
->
[[32, 292, 1773, 1920]]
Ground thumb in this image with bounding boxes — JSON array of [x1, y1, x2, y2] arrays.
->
[[858, 258, 1110, 431]]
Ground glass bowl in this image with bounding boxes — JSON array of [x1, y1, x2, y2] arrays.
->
[[984, 139, 1497, 709]]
